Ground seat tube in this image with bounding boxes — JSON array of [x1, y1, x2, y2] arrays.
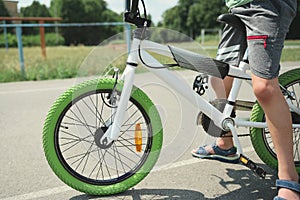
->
[[224, 61, 250, 116]]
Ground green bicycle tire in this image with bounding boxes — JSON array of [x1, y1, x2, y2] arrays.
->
[[250, 68, 300, 172], [43, 78, 163, 195]]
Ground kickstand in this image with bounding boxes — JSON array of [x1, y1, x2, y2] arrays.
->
[[239, 154, 266, 178]]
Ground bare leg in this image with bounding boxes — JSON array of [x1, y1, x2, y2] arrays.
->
[[209, 76, 234, 150], [210, 76, 233, 99], [192, 76, 235, 156], [252, 75, 299, 199]]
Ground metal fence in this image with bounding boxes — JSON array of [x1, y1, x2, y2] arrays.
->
[[0, 21, 130, 79]]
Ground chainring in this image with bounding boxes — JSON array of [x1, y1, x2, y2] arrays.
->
[[198, 99, 235, 137]]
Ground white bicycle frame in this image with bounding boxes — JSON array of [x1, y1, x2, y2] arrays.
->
[[101, 36, 300, 155]]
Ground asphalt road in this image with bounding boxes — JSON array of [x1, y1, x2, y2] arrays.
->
[[0, 62, 299, 200]]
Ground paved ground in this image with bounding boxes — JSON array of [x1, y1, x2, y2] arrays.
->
[[0, 62, 299, 200]]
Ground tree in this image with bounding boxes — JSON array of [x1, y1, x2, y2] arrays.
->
[[0, 0, 11, 33], [163, 0, 300, 39], [162, 0, 227, 38], [20, 1, 52, 35], [162, 0, 197, 35], [162, 6, 181, 31], [55, 0, 122, 45], [187, 0, 227, 38], [49, 0, 62, 17], [80, 0, 116, 45], [161, 0, 227, 38], [21, 1, 51, 18], [287, 0, 300, 39], [0, 0, 10, 17], [60, 0, 85, 45]]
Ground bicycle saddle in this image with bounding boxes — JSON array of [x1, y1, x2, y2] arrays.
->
[[217, 14, 246, 32]]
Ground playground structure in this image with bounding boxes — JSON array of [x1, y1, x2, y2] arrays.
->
[[0, 17, 129, 79]]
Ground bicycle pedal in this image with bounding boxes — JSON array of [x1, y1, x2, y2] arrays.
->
[[239, 154, 266, 179]]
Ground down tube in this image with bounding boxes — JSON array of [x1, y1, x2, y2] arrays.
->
[[139, 49, 227, 129]]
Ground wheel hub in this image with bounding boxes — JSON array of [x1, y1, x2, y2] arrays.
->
[[94, 127, 113, 149]]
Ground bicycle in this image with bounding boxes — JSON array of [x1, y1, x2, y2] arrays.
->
[[42, 0, 300, 196]]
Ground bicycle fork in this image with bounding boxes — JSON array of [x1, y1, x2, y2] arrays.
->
[[99, 43, 139, 147]]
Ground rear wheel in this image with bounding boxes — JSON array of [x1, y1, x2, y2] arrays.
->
[[250, 68, 300, 172], [43, 78, 163, 195]]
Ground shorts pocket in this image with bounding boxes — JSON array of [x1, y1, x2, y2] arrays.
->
[[247, 35, 268, 48]]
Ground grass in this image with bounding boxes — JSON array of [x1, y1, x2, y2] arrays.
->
[[0, 46, 92, 82], [0, 40, 300, 83], [285, 40, 300, 46]]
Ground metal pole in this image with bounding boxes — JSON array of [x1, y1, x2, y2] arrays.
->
[[16, 27, 26, 79], [124, 0, 131, 54], [219, 29, 222, 42], [39, 20, 47, 58], [125, 23, 131, 54], [201, 29, 205, 45], [3, 20, 8, 51]]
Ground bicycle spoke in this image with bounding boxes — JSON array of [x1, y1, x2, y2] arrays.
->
[[294, 129, 300, 161], [69, 108, 94, 136], [60, 130, 93, 152], [99, 149, 112, 180], [65, 147, 98, 163], [112, 144, 125, 176], [119, 117, 143, 139], [73, 142, 94, 171], [99, 96, 105, 128], [59, 137, 93, 147], [74, 104, 94, 135], [292, 83, 300, 107], [105, 145, 135, 169], [60, 129, 93, 142], [82, 96, 106, 127], [63, 115, 97, 129], [89, 154, 101, 179], [117, 139, 144, 159]]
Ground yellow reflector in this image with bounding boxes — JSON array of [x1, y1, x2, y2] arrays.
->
[[240, 156, 248, 165], [135, 123, 142, 152]]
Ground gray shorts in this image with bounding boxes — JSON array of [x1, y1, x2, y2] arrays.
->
[[216, 0, 297, 79]]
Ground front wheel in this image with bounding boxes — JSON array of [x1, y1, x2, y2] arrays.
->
[[43, 78, 163, 195], [250, 68, 300, 172]]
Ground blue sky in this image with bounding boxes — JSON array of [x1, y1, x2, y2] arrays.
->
[[17, 0, 178, 24]]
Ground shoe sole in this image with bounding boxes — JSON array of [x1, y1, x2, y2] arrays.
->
[[191, 151, 240, 164]]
